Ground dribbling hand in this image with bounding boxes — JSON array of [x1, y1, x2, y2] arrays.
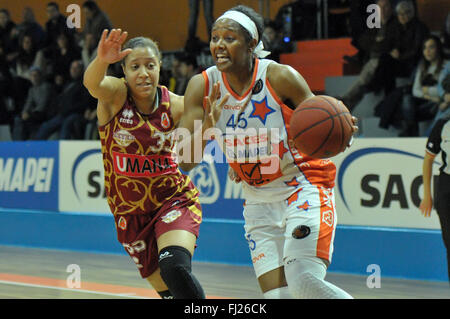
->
[[97, 29, 132, 64]]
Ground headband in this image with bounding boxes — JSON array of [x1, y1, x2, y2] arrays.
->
[[216, 10, 271, 58]]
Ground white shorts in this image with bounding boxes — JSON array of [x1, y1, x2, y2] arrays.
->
[[243, 185, 337, 278]]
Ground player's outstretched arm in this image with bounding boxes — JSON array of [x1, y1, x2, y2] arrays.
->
[[83, 29, 131, 125]]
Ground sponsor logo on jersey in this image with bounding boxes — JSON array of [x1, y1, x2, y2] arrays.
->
[[113, 129, 135, 147], [119, 108, 134, 124], [322, 210, 334, 227], [161, 112, 171, 129], [113, 151, 178, 177], [161, 210, 182, 223], [118, 216, 127, 230]]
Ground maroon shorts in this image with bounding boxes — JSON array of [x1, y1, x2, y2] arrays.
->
[[113, 193, 202, 278]]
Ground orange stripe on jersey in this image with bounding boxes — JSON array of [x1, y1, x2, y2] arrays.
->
[[222, 59, 259, 101], [316, 188, 335, 262], [202, 71, 210, 110]]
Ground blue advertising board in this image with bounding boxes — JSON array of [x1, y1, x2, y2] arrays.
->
[[0, 141, 59, 211]]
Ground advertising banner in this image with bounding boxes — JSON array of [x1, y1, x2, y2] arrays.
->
[[2, 138, 442, 230], [58, 141, 109, 214], [0, 141, 59, 211], [332, 138, 442, 229]]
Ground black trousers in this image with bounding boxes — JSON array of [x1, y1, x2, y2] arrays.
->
[[436, 173, 450, 283]]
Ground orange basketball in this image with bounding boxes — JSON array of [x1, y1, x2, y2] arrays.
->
[[289, 95, 353, 159]]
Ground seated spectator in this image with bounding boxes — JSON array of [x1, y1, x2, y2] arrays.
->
[[12, 66, 55, 140], [11, 34, 37, 80], [167, 52, 182, 93], [15, 7, 45, 50], [33, 60, 96, 140], [262, 20, 293, 63], [424, 61, 450, 136], [341, 0, 428, 110], [349, 0, 395, 65], [0, 37, 14, 125], [376, 35, 447, 134], [398, 35, 446, 136], [0, 9, 16, 54], [370, 0, 429, 95], [442, 12, 450, 59], [46, 32, 81, 84], [44, 2, 77, 49], [340, 0, 396, 110], [82, 1, 113, 44], [81, 33, 97, 68], [174, 53, 198, 95]]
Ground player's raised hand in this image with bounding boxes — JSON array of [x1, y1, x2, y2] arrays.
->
[[97, 29, 132, 64], [204, 82, 229, 128]]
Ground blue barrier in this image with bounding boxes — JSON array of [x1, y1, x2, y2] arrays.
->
[[0, 208, 447, 282]]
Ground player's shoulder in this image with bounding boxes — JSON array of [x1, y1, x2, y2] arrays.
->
[[267, 61, 301, 82]]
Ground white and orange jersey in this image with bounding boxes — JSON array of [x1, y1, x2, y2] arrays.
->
[[202, 58, 336, 203]]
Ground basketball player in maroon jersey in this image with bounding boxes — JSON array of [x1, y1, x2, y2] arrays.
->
[[83, 29, 205, 299]]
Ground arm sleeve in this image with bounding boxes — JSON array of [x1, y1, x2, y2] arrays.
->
[[426, 119, 445, 155]]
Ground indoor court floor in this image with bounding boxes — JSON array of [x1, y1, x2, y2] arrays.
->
[[0, 245, 449, 299]]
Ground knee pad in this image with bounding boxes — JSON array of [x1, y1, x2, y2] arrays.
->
[[284, 256, 352, 299], [158, 246, 205, 299]]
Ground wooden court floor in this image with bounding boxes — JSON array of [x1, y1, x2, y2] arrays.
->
[[0, 245, 449, 299]]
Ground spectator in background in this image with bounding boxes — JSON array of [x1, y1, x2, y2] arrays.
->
[[81, 33, 97, 68], [12, 66, 55, 140], [12, 34, 37, 80], [376, 35, 446, 135], [349, 0, 395, 66], [340, 0, 396, 110], [44, 2, 77, 49], [47, 32, 81, 85], [185, 0, 213, 53], [33, 60, 96, 140], [8, 33, 35, 117], [175, 53, 198, 95], [82, 1, 113, 44], [442, 12, 450, 59], [167, 53, 182, 93], [398, 35, 446, 136], [424, 62, 450, 136], [370, 0, 429, 96], [15, 7, 45, 50], [346, 0, 375, 65], [262, 20, 292, 63], [0, 37, 14, 126], [0, 9, 16, 53]]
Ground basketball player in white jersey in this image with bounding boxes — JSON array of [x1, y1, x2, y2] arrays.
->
[[178, 5, 358, 299]]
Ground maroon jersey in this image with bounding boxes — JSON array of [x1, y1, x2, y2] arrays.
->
[[99, 86, 200, 218]]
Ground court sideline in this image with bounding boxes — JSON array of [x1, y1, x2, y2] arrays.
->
[[0, 245, 449, 299]]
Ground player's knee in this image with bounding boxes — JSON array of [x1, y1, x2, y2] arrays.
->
[[283, 256, 327, 298], [158, 245, 205, 299]]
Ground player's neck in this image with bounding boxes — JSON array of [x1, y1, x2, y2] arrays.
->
[[132, 90, 158, 115], [225, 60, 255, 96]]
